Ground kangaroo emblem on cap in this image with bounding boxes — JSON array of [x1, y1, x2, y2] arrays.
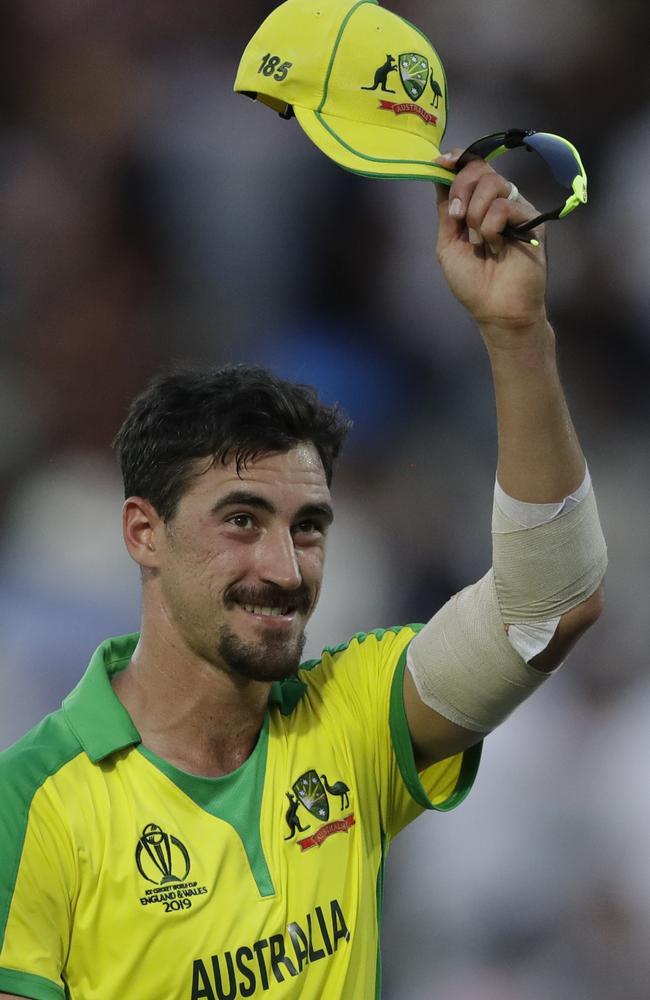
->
[[361, 55, 397, 93]]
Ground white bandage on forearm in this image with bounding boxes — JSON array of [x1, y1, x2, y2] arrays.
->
[[492, 474, 607, 623], [407, 570, 548, 733], [408, 472, 607, 733], [493, 468, 605, 661]]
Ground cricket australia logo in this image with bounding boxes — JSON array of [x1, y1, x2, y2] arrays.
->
[[399, 52, 428, 101], [362, 51, 443, 125], [135, 822, 209, 913], [284, 769, 354, 852]]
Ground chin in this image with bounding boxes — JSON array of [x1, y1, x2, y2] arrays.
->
[[217, 626, 306, 684]]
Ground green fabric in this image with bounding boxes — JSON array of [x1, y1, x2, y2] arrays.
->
[[269, 672, 308, 715], [324, 624, 423, 659], [388, 647, 482, 811], [0, 714, 81, 953], [62, 634, 140, 762], [0, 966, 65, 999], [374, 833, 387, 1000], [138, 715, 274, 898]]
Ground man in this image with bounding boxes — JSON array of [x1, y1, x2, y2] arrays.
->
[[0, 155, 606, 999]]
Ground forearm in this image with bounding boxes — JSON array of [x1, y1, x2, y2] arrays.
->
[[407, 320, 606, 753], [480, 318, 585, 502]]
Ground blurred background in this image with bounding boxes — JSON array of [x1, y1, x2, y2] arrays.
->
[[0, 0, 648, 996]]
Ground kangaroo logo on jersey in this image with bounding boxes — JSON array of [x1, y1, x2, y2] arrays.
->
[[361, 51, 442, 126], [285, 770, 355, 851], [135, 822, 209, 913]]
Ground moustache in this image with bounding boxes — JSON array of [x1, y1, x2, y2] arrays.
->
[[225, 584, 312, 615]]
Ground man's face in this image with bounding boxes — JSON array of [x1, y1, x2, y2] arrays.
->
[[154, 444, 333, 683]]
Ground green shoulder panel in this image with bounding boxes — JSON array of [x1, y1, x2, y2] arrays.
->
[[0, 710, 81, 950], [0, 966, 65, 999], [321, 623, 424, 659]]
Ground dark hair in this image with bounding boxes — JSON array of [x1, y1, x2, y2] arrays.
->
[[112, 363, 352, 520]]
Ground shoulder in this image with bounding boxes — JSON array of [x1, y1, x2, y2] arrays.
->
[[303, 624, 425, 676], [289, 624, 424, 703], [0, 710, 82, 824]]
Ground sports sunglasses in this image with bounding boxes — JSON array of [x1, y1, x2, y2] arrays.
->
[[455, 128, 588, 245]]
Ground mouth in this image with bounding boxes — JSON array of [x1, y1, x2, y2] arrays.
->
[[240, 603, 294, 618], [233, 602, 299, 626]]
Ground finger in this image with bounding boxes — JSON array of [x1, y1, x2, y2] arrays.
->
[[465, 172, 516, 243], [443, 157, 502, 223], [478, 199, 510, 254], [479, 198, 544, 254]]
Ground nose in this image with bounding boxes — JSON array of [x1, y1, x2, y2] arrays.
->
[[257, 527, 302, 591]]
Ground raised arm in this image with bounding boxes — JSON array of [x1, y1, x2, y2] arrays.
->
[[404, 152, 606, 769]]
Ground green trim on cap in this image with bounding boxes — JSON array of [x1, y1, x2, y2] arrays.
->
[[138, 714, 274, 898], [342, 164, 453, 185], [0, 713, 81, 955], [317, 0, 378, 114], [0, 966, 65, 999], [314, 111, 445, 171], [389, 646, 482, 811], [62, 634, 141, 762]]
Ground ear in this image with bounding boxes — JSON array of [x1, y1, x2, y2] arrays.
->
[[122, 496, 164, 569]]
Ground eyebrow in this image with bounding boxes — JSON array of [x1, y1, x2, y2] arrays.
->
[[210, 490, 334, 525]]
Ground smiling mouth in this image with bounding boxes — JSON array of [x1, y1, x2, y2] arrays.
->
[[239, 603, 295, 618]]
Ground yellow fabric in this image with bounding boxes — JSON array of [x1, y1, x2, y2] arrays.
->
[[0, 629, 476, 999], [234, 0, 455, 184]]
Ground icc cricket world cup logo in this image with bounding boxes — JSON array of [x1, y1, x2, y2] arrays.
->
[[135, 823, 191, 885]]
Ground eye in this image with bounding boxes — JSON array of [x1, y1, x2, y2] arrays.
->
[[293, 520, 325, 539], [227, 513, 257, 530]]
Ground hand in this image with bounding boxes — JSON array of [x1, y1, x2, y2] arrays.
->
[[434, 150, 548, 336]]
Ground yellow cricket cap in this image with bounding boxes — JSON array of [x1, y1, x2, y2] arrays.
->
[[234, 0, 454, 184]]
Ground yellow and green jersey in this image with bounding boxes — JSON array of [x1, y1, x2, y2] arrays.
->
[[0, 628, 481, 1000]]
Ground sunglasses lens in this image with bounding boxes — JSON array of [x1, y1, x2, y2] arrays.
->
[[523, 134, 580, 190]]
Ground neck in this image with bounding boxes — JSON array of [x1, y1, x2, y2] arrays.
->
[[112, 616, 271, 779]]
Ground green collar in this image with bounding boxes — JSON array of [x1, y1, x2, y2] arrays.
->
[[62, 633, 309, 763], [62, 634, 142, 763]]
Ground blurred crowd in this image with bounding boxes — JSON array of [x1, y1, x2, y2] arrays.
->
[[1, 1, 648, 997]]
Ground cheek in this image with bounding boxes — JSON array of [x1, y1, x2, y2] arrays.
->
[[299, 547, 326, 586], [165, 535, 240, 603]]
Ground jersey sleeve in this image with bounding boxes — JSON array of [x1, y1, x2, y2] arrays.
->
[[310, 626, 481, 843], [0, 742, 76, 1000]]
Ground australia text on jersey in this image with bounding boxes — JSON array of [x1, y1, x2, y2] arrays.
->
[[191, 898, 350, 999]]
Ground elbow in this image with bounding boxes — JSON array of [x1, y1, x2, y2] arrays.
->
[[579, 581, 606, 629], [558, 581, 606, 646], [529, 582, 606, 672]]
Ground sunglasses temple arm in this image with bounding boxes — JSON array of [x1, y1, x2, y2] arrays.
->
[[503, 207, 562, 244]]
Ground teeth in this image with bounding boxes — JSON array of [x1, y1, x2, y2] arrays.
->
[[241, 604, 290, 617]]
